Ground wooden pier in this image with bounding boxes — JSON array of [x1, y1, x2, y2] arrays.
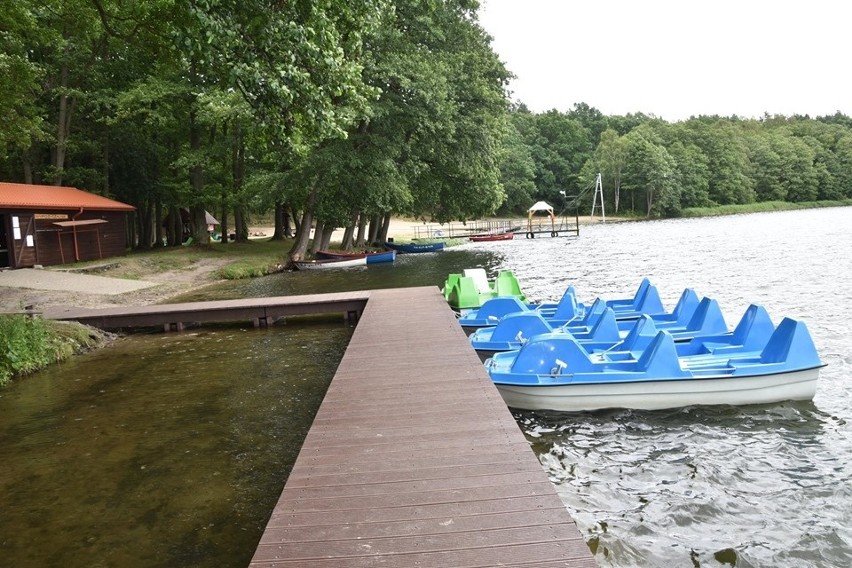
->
[[250, 287, 595, 567], [48, 287, 596, 567], [43, 291, 371, 331]]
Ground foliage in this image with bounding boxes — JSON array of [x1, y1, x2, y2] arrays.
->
[[0, 316, 105, 385], [0, 0, 851, 236]]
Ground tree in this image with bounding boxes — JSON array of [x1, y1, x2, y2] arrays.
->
[[622, 130, 677, 217]]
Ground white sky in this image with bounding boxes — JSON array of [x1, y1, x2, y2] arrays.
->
[[478, 0, 851, 122]]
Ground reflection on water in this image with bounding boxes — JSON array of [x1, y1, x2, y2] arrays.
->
[[0, 323, 351, 567]]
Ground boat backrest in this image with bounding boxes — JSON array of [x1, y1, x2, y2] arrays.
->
[[607, 277, 651, 308], [510, 333, 598, 374], [551, 286, 582, 321], [463, 268, 491, 294], [585, 307, 621, 343], [461, 296, 528, 324], [442, 273, 460, 300], [730, 304, 775, 349], [636, 331, 689, 376], [685, 297, 728, 334], [493, 270, 526, 300], [759, 317, 821, 365], [633, 283, 665, 314], [669, 288, 701, 324], [575, 297, 606, 326], [490, 311, 553, 342], [617, 315, 659, 353], [450, 277, 486, 310]]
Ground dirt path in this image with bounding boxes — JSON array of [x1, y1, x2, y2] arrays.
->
[[0, 258, 231, 313]]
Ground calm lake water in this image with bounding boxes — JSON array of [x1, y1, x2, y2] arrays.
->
[[2, 207, 851, 567]]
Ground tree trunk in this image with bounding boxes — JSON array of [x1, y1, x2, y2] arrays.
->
[[378, 212, 392, 244], [22, 148, 33, 184], [138, 200, 154, 249], [646, 186, 654, 218], [309, 220, 325, 254], [284, 204, 301, 237], [53, 59, 72, 186], [233, 205, 248, 241], [367, 215, 380, 245], [154, 197, 164, 248], [341, 210, 358, 250], [287, 191, 317, 263], [272, 201, 286, 240], [355, 214, 368, 247], [283, 205, 293, 237], [319, 225, 335, 251]]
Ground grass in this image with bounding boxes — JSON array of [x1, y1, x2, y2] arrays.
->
[[0, 316, 110, 386], [680, 199, 852, 218], [69, 238, 291, 281]]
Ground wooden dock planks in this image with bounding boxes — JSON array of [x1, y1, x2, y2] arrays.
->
[[43, 291, 371, 330], [250, 287, 595, 567]]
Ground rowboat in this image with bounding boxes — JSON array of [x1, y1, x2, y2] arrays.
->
[[292, 257, 366, 270], [383, 241, 444, 253], [442, 268, 527, 310], [469, 232, 514, 242], [485, 316, 824, 412], [315, 249, 396, 264]]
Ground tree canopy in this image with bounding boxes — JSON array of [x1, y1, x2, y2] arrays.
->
[[2, 0, 850, 258]]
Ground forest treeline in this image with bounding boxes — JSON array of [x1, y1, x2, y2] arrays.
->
[[3, 1, 851, 261]]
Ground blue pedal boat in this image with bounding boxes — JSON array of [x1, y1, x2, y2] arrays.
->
[[484, 316, 824, 412], [470, 294, 728, 359], [458, 286, 587, 335]]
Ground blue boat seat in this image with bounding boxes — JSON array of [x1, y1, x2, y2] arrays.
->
[[606, 277, 652, 310], [684, 304, 775, 356], [653, 288, 700, 323], [634, 331, 690, 377], [757, 317, 822, 366], [571, 307, 621, 343], [665, 297, 728, 340]]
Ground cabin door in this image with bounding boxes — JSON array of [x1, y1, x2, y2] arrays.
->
[[0, 214, 9, 268]]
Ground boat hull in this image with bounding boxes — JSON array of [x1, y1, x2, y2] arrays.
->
[[293, 257, 366, 270], [384, 241, 444, 253], [495, 367, 821, 412], [315, 249, 396, 264], [469, 232, 514, 242]]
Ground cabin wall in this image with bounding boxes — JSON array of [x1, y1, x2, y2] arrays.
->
[[0, 208, 130, 268], [0, 211, 37, 269]]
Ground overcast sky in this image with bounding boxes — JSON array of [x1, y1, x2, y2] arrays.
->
[[478, 0, 851, 122]]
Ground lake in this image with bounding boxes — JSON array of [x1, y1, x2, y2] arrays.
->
[[1, 206, 850, 567]]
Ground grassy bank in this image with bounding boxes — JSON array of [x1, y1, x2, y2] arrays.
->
[[680, 199, 852, 218], [0, 315, 112, 386], [73, 239, 290, 281]]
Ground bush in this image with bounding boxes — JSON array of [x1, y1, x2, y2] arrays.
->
[[0, 316, 109, 386], [0, 315, 59, 385]]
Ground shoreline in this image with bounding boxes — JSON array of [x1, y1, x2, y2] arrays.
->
[[0, 215, 611, 314]]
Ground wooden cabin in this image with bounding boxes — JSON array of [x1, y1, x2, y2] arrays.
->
[[0, 182, 134, 269]]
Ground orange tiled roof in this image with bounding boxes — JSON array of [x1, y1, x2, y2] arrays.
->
[[0, 182, 135, 211]]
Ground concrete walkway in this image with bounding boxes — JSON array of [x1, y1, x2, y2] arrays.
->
[[0, 268, 158, 295]]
